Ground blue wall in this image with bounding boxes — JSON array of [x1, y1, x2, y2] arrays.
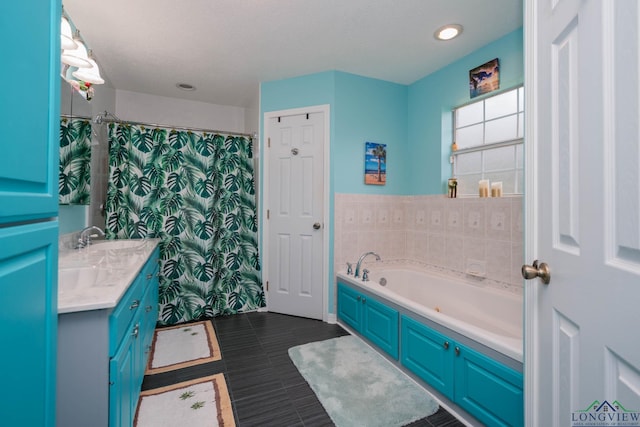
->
[[333, 72, 408, 194], [260, 70, 408, 313], [260, 70, 408, 194], [259, 28, 523, 315], [407, 28, 524, 194]]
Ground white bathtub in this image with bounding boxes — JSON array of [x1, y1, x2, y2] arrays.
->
[[337, 266, 523, 362]]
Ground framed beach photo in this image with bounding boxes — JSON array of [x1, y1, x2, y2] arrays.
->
[[469, 58, 500, 98], [365, 142, 386, 185]]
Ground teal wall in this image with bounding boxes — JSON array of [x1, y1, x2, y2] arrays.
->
[[260, 70, 408, 194], [58, 205, 88, 234], [259, 28, 523, 315], [260, 70, 407, 314], [408, 27, 524, 194], [333, 72, 408, 194]]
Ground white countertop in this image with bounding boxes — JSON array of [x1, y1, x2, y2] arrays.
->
[[58, 239, 160, 314]]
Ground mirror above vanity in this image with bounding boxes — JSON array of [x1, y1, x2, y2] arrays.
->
[[58, 7, 115, 235]]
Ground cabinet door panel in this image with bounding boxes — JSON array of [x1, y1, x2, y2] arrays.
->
[[337, 282, 361, 330], [0, 2, 60, 224], [400, 316, 454, 398], [110, 331, 135, 427], [455, 344, 523, 427], [0, 222, 58, 426], [362, 296, 399, 359]]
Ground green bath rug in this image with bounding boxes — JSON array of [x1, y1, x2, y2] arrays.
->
[[289, 335, 439, 427]]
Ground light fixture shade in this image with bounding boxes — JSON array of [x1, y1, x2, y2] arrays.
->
[[61, 38, 91, 68], [434, 24, 463, 41], [72, 58, 105, 84], [61, 17, 77, 50]]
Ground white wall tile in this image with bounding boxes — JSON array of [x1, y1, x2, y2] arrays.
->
[[463, 199, 486, 238], [332, 193, 524, 288]]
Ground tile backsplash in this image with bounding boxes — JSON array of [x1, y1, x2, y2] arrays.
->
[[334, 194, 524, 293]]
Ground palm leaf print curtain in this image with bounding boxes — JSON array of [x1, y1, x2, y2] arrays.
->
[[105, 123, 264, 325], [59, 117, 91, 204]]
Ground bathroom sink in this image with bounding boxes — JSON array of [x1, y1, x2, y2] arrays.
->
[[90, 239, 148, 250], [58, 266, 104, 294]]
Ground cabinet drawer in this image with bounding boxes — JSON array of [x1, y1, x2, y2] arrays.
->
[[109, 276, 144, 356], [140, 248, 159, 289]]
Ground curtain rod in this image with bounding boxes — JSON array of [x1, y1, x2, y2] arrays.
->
[[61, 113, 92, 121], [98, 115, 254, 139]]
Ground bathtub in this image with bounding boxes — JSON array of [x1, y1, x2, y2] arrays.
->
[[337, 266, 523, 362]]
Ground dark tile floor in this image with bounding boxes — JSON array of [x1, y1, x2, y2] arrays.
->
[[142, 312, 465, 427]]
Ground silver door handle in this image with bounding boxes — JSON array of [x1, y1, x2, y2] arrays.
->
[[521, 260, 551, 285], [313, 222, 321, 230]]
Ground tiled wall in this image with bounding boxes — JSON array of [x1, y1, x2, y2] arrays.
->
[[334, 193, 524, 293]]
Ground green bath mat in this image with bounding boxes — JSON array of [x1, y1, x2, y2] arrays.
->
[[289, 335, 439, 427]]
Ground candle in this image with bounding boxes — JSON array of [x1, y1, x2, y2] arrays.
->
[[479, 180, 489, 198], [491, 182, 503, 197]]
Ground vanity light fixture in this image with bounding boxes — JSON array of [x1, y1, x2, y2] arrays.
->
[[176, 82, 196, 91], [61, 31, 91, 68], [61, 17, 77, 50], [72, 51, 105, 84], [434, 24, 463, 41]]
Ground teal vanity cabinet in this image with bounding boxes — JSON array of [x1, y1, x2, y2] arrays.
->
[[57, 247, 160, 427], [109, 251, 160, 427], [0, 1, 61, 425], [337, 281, 399, 359], [401, 315, 523, 427]]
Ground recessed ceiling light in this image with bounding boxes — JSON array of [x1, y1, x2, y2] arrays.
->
[[434, 24, 463, 41], [176, 82, 196, 91]]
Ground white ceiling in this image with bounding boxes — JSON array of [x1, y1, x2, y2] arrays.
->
[[63, 0, 523, 108]]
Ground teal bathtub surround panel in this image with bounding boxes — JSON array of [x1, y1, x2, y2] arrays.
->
[[106, 124, 264, 325], [407, 27, 524, 195], [401, 315, 523, 426], [59, 117, 92, 205], [289, 335, 438, 427]]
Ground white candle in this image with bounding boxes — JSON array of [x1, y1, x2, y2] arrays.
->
[[479, 180, 489, 197], [491, 181, 503, 197]]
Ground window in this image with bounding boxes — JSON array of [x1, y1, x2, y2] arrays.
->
[[452, 86, 524, 196]]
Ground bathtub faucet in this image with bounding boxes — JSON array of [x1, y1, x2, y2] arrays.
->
[[354, 251, 381, 278]]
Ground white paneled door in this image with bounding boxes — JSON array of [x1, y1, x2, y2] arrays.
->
[[527, 0, 640, 425], [266, 110, 326, 320]]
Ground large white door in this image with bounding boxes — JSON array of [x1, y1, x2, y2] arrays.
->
[[266, 111, 326, 320], [526, 0, 640, 425]]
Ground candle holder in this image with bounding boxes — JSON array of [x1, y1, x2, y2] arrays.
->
[[448, 178, 458, 198]]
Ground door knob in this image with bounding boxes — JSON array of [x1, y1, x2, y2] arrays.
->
[[313, 222, 321, 230], [521, 260, 551, 285]]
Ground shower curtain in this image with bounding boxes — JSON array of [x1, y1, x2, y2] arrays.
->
[[105, 123, 264, 325], [59, 117, 92, 205]]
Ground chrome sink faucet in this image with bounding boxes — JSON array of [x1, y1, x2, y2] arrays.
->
[[354, 251, 381, 278], [77, 225, 105, 248]]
